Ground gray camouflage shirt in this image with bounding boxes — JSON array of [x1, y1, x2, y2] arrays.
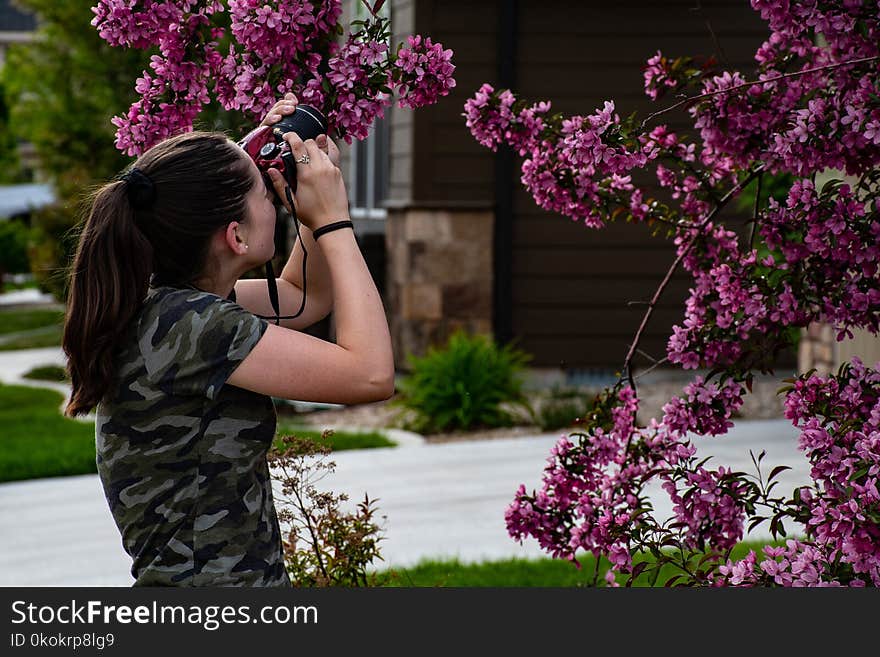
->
[[96, 285, 291, 587]]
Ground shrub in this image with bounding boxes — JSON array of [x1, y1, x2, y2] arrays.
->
[[533, 386, 597, 432], [0, 219, 31, 289], [268, 433, 386, 587], [22, 364, 68, 382], [27, 203, 78, 302], [394, 330, 532, 434]]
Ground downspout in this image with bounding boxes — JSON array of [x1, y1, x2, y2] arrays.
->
[[493, 0, 518, 346]]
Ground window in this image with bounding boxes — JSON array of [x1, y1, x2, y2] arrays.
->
[[347, 0, 391, 231], [349, 115, 390, 222]]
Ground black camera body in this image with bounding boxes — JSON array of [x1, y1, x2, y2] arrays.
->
[[238, 104, 328, 196]]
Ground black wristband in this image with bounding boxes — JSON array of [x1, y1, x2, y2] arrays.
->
[[312, 220, 354, 240]]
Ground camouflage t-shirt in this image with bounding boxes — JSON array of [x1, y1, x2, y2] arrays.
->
[[96, 285, 291, 587]]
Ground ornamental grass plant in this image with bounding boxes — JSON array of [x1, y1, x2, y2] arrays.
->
[[393, 330, 533, 434]]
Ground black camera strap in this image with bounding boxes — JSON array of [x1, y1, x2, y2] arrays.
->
[[257, 184, 307, 326]]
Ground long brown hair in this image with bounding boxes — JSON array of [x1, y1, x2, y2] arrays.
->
[[63, 131, 256, 416]]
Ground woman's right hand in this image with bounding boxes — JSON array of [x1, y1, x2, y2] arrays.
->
[[266, 132, 350, 232]]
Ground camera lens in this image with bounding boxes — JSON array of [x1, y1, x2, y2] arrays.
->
[[273, 104, 327, 142]]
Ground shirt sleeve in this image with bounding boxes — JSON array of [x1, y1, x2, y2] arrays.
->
[[139, 290, 269, 400]]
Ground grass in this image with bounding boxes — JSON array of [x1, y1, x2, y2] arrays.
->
[[0, 382, 97, 483], [0, 307, 64, 335], [275, 422, 396, 451], [0, 326, 64, 351], [22, 364, 68, 382], [1, 279, 40, 292], [0, 384, 395, 483], [0, 307, 64, 351], [377, 540, 786, 587]]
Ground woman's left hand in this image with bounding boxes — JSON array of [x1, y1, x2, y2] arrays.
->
[[260, 93, 298, 127]]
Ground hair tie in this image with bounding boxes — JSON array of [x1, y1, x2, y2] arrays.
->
[[120, 167, 156, 209]]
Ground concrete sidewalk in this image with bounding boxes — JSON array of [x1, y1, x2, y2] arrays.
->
[[0, 419, 810, 586]]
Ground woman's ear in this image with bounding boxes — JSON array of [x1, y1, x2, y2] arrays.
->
[[223, 221, 249, 256]]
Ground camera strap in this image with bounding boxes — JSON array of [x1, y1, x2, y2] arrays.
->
[[256, 184, 307, 326]]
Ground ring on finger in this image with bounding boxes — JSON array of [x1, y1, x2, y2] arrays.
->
[[295, 153, 311, 165]]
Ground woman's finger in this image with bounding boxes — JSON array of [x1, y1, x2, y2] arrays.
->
[[282, 131, 310, 167], [267, 168, 295, 212], [260, 95, 298, 127]]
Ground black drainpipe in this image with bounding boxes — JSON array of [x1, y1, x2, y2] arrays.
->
[[493, 0, 518, 346]]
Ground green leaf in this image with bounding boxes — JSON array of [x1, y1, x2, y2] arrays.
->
[[768, 465, 791, 481]]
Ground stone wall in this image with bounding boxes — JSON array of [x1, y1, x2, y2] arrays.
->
[[798, 322, 836, 375], [385, 206, 494, 370], [798, 322, 880, 375]]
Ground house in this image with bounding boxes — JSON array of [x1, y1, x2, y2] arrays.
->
[[0, 0, 35, 67], [372, 0, 773, 379]]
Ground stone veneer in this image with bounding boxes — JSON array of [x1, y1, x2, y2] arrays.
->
[[798, 322, 836, 375], [385, 206, 494, 370]]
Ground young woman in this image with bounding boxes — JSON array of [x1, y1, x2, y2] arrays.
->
[[62, 95, 394, 586]]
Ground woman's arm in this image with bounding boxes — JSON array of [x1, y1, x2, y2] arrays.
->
[[234, 96, 337, 329], [228, 137, 394, 404], [233, 224, 334, 330]]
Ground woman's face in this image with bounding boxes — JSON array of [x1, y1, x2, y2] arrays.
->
[[241, 156, 278, 264]]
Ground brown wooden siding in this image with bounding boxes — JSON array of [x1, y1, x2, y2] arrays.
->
[[407, 1, 794, 369]]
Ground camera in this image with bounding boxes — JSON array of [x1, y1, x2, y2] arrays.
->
[[238, 104, 328, 198]]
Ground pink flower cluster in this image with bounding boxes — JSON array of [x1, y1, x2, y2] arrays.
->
[[92, 1, 456, 154], [784, 359, 880, 585], [643, 51, 682, 101], [506, 384, 748, 574], [668, 176, 880, 373], [662, 465, 750, 551], [506, 386, 649, 567], [661, 376, 745, 437], [395, 35, 456, 110], [716, 359, 880, 587], [691, 1, 880, 177], [715, 540, 851, 587], [465, 86, 661, 227], [760, 179, 880, 336]]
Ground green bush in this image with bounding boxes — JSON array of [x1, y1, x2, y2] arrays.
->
[[533, 386, 597, 432], [27, 203, 78, 302], [0, 219, 32, 287], [393, 330, 532, 434], [22, 364, 68, 382], [269, 435, 385, 586]]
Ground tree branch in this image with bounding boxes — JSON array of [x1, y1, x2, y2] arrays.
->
[[619, 165, 766, 386], [639, 55, 880, 130], [749, 171, 763, 250]]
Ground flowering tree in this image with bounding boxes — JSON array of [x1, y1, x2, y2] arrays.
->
[[91, 0, 455, 155], [466, 0, 879, 586]]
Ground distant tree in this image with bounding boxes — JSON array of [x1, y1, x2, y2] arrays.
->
[[0, 72, 26, 184], [3, 0, 152, 198], [0, 0, 151, 298]]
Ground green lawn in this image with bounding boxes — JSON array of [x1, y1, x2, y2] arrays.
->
[[377, 540, 786, 587], [0, 307, 65, 351], [275, 422, 396, 451], [0, 307, 65, 335], [0, 383, 96, 483], [0, 384, 395, 483]]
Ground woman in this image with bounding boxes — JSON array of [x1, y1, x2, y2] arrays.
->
[[62, 95, 394, 586]]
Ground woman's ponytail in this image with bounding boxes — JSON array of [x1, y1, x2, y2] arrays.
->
[[63, 181, 153, 416]]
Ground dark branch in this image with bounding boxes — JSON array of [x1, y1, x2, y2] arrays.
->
[[749, 171, 763, 250], [639, 55, 880, 130], [618, 165, 766, 386]]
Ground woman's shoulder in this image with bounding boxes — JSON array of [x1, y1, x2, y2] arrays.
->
[[139, 284, 264, 348], [142, 285, 242, 326]]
